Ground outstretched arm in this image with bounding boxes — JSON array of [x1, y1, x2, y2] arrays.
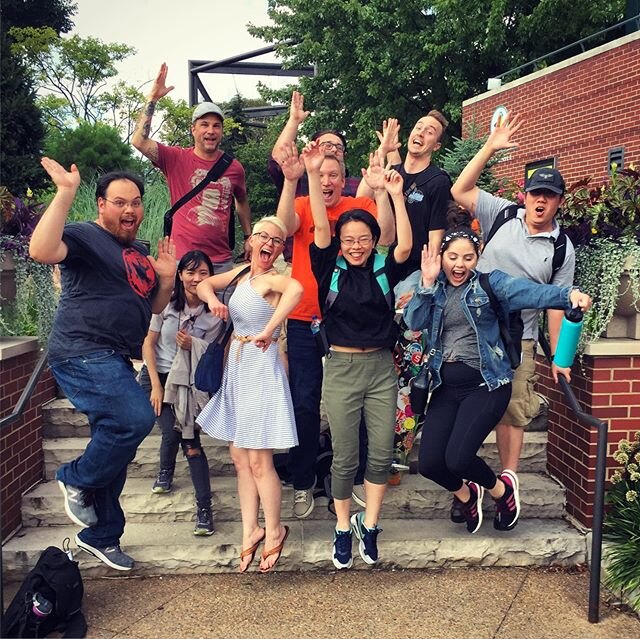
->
[[270, 90, 310, 160], [303, 142, 331, 249], [29, 158, 81, 264], [386, 169, 412, 263], [451, 111, 522, 214], [132, 63, 174, 164], [275, 142, 305, 236]]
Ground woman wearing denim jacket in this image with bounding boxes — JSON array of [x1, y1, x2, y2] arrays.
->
[[404, 228, 592, 534]]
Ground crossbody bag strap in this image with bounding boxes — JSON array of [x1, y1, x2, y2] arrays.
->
[[163, 152, 233, 236]]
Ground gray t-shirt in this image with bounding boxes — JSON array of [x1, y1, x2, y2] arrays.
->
[[441, 283, 481, 370], [475, 190, 575, 339]]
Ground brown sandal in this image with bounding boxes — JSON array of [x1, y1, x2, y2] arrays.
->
[[259, 525, 290, 573], [239, 529, 266, 573]]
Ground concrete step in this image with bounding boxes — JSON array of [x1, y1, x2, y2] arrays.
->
[[43, 430, 549, 480], [22, 473, 566, 527], [2, 518, 586, 580]]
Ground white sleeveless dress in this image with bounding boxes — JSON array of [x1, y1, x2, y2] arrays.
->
[[196, 280, 298, 449]]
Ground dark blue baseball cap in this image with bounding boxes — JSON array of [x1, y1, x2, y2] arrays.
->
[[525, 168, 565, 194]]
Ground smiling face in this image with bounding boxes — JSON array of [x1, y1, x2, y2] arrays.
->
[[191, 113, 223, 159], [523, 189, 564, 234], [319, 157, 346, 208], [96, 179, 144, 245], [179, 259, 212, 303], [339, 220, 376, 267], [407, 115, 443, 158], [250, 220, 286, 270], [441, 237, 479, 287]]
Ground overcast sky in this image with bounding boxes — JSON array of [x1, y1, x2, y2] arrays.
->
[[70, 0, 293, 104]]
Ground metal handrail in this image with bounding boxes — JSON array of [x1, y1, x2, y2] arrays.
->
[[537, 333, 607, 623], [0, 346, 49, 638], [496, 14, 640, 81]]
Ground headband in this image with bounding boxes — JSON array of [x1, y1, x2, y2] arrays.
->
[[441, 230, 481, 252]]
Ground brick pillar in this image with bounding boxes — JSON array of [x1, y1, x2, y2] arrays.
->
[[0, 339, 57, 541], [536, 343, 640, 527]]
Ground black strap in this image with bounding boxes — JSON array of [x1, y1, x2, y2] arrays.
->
[[484, 204, 567, 278], [163, 152, 233, 236], [478, 272, 514, 354], [395, 163, 452, 199]]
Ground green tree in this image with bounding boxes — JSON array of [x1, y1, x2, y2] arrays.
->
[[249, 0, 625, 167], [9, 26, 135, 128], [44, 122, 135, 179], [0, 0, 77, 195]]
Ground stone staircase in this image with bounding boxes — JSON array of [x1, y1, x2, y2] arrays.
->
[[2, 398, 588, 578]]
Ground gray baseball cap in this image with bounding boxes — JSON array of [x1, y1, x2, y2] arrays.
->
[[191, 102, 225, 123]]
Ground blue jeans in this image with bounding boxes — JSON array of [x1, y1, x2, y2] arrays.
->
[[286, 320, 324, 490], [50, 350, 156, 547]]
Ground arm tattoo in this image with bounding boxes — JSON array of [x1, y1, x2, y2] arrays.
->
[[138, 101, 156, 140]]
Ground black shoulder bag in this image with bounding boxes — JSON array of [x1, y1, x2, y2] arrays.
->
[[163, 152, 233, 237], [194, 265, 250, 394]]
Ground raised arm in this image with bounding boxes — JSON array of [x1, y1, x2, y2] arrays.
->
[[386, 169, 412, 263], [451, 111, 522, 214], [132, 63, 174, 164], [270, 91, 310, 160], [356, 118, 402, 199], [29, 158, 80, 264], [303, 142, 331, 249], [148, 237, 177, 314], [275, 142, 305, 236], [360, 151, 395, 246], [234, 195, 253, 260]]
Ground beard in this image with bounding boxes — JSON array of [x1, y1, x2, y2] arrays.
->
[[101, 218, 141, 246]]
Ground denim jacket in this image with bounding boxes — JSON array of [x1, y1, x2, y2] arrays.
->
[[404, 269, 574, 392]]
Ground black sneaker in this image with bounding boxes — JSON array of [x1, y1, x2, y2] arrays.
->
[[351, 512, 381, 565], [461, 481, 484, 534], [332, 529, 353, 569], [151, 468, 173, 494], [194, 506, 215, 536], [450, 495, 466, 523], [75, 534, 134, 571], [57, 480, 98, 528], [494, 470, 520, 531]]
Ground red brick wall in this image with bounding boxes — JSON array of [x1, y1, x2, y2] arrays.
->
[[1, 350, 56, 540], [462, 34, 640, 189], [536, 354, 640, 527]]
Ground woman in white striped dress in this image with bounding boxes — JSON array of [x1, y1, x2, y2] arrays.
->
[[196, 216, 303, 573]]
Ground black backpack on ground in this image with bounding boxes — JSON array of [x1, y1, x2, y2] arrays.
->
[[2, 543, 87, 638]]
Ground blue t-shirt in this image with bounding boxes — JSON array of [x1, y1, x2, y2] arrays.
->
[[47, 222, 158, 361]]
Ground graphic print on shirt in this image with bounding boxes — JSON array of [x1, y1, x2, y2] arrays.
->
[[122, 248, 156, 298], [186, 169, 233, 229]]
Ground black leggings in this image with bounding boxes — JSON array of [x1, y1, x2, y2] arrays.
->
[[418, 362, 512, 492]]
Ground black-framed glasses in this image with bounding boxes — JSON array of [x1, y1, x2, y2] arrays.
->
[[340, 236, 373, 247], [103, 197, 143, 210], [318, 141, 345, 153], [253, 231, 284, 247]]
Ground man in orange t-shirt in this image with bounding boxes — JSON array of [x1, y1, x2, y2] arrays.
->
[[276, 143, 394, 518]]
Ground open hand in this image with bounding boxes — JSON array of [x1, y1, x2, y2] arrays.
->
[[376, 118, 401, 156], [149, 63, 174, 101], [41, 157, 81, 192], [302, 140, 325, 174], [361, 152, 385, 191], [384, 168, 404, 197], [276, 142, 305, 181], [289, 90, 310, 125], [487, 111, 522, 153], [148, 237, 177, 280], [420, 243, 441, 287]]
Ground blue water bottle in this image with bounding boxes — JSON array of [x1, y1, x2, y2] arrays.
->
[[553, 308, 584, 368]]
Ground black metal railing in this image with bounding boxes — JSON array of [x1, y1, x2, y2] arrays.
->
[[0, 347, 49, 637], [537, 333, 608, 623]]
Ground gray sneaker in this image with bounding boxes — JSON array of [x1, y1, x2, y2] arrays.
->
[[58, 480, 98, 528], [293, 488, 314, 519], [351, 484, 366, 508], [75, 534, 134, 571], [151, 468, 173, 494]]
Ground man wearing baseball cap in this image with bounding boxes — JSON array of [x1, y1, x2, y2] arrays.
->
[[133, 63, 252, 270], [450, 111, 575, 531]]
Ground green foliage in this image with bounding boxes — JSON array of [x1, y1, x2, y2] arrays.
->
[[249, 0, 625, 166], [44, 122, 135, 180], [604, 433, 640, 610], [9, 26, 135, 128]]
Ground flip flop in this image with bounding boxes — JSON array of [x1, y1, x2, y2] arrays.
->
[[239, 529, 266, 573], [259, 525, 290, 573]]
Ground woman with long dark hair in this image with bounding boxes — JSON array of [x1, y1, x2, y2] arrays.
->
[[139, 250, 218, 535]]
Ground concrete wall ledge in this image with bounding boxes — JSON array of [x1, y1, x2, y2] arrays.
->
[[584, 338, 640, 357], [0, 337, 40, 362]]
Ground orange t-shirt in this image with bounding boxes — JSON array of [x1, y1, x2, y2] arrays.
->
[[289, 196, 378, 321]]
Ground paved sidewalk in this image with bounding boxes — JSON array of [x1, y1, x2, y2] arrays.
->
[[4, 566, 638, 638]]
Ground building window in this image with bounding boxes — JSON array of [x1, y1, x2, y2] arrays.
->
[[608, 147, 624, 174]]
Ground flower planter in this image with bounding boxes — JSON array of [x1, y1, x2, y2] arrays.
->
[[603, 256, 640, 339], [0, 250, 17, 302]]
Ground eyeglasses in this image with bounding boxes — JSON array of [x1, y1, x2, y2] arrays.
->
[[340, 236, 373, 247], [318, 141, 345, 153], [253, 231, 284, 247], [103, 198, 143, 210]]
